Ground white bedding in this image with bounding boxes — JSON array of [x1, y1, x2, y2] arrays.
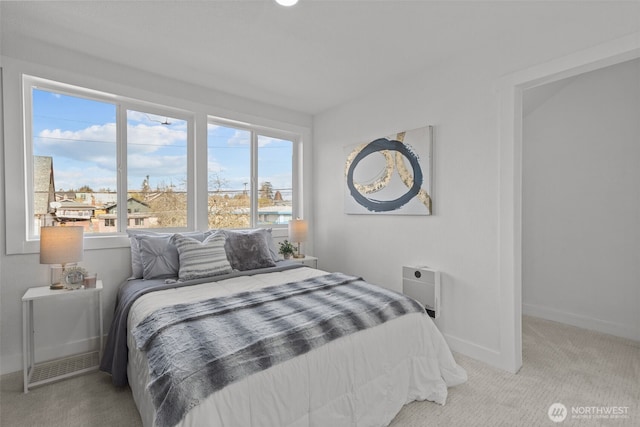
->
[[127, 267, 467, 427]]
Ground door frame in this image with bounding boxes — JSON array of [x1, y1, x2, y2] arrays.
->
[[497, 33, 640, 373]]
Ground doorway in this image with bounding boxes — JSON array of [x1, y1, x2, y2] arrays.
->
[[497, 33, 640, 373], [521, 59, 640, 341]]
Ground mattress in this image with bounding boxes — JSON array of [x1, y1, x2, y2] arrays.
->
[[126, 267, 467, 427]]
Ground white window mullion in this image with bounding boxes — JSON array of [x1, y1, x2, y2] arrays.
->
[[193, 113, 207, 230], [116, 104, 128, 233], [24, 79, 37, 238], [292, 135, 302, 220], [250, 131, 259, 227]]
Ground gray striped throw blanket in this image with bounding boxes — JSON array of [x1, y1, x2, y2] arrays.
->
[[132, 272, 426, 427]]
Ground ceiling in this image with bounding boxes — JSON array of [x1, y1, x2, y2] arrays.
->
[[2, 1, 639, 115]]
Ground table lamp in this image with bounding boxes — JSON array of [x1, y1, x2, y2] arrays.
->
[[39, 226, 84, 289], [288, 218, 308, 259]]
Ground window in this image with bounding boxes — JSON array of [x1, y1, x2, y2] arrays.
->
[[15, 73, 301, 251], [207, 124, 251, 228], [207, 122, 294, 229], [26, 77, 193, 238], [31, 88, 116, 235], [257, 135, 293, 226], [127, 110, 188, 229]]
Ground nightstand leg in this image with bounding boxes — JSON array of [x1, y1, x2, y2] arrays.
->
[[29, 301, 35, 368], [22, 300, 28, 393], [98, 291, 103, 362], [22, 300, 35, 393]]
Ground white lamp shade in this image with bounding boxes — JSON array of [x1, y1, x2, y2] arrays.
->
[[288, 219, 308, 243], [39, 226, 84, 265]]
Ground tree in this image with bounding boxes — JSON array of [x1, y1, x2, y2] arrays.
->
[[207, 172, 250, 228], [147, 187, 187, 228], [209, 173, 229, 194], [260, 182, 274, 200], [141, 175, 150, 193]]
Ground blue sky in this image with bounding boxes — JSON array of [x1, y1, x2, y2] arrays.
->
[[32, 89, 292, 199]]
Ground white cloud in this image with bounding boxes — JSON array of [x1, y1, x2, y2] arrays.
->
[[54, 166, 116, 192], [127, 153, 187, 176], [127, 124, 187, 154], [257, 135, 279, 147], [37, 122, 187, 165], [37, 123, 117, 164], [37, 121, 188, 190], [227, 129, 251, 146], [207, 159, 225, 174]]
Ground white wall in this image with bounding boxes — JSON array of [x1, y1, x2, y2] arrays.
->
[[522, 59, 640, 341], [313, 37, 640, 369], [3, 15, 639, 376], [0, 43, 313, 374], [313, 52, 503, 366]]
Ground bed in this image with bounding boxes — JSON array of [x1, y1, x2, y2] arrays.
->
[[100, 229, 467, 427]]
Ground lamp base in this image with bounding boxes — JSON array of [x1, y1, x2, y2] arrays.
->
[[50, 266, 63, 286], [49, 264, 77, 288], [293, 253, 305, 259]]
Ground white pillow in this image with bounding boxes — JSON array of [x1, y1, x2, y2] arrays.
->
[[172, 233, 232, 280], [136, 234, 180, 280]]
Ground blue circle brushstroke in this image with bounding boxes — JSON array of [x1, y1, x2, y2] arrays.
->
[[347, 138, 423, 212]]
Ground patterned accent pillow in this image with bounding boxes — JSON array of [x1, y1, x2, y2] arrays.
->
[[128, 230, 206, 279], [172, 233, 233, 280], [218, 230, 277, 271]]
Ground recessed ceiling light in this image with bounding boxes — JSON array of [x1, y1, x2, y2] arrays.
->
[[276, 0, 298, 6]]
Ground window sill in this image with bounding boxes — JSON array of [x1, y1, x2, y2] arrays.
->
[[13, 234, 132, 255], [10, 226, 289, 255]]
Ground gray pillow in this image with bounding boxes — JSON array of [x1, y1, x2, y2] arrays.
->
[[127, 230, 206, 279], [128, 233, 145, 279], [135, 234, 185, 279], [262, 228, 281, 262], [172, 233, 232, 280], [218, 230, 277, 271], [211, 228, 280, 262]]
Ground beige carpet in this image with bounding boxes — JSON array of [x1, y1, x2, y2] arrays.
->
[[1, 316, 638, 427], [390, 316, 639, 426]]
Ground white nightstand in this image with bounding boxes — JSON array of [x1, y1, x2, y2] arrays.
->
[[22, 280, 103, 393], [290, 255, 318, 269]]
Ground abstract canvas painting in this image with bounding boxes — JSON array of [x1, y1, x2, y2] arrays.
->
[[344, 125, 432, 215]]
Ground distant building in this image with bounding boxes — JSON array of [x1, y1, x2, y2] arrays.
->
[[33, 156, 56, 230], [97, 197, 155, 232], [32, 157, 161, 233], [54, 199, 95, 221], [258, 204, 292, 225]]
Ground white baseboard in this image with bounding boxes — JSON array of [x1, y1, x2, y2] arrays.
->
[[1, 336, 103, 376], [443, 332, 503, 371], [523, 303, 640, 342]]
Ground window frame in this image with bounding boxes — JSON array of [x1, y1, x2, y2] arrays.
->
[[5, 68, 304, 255], [23, 75, 196, 240], [207, 116, 301, 230]]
